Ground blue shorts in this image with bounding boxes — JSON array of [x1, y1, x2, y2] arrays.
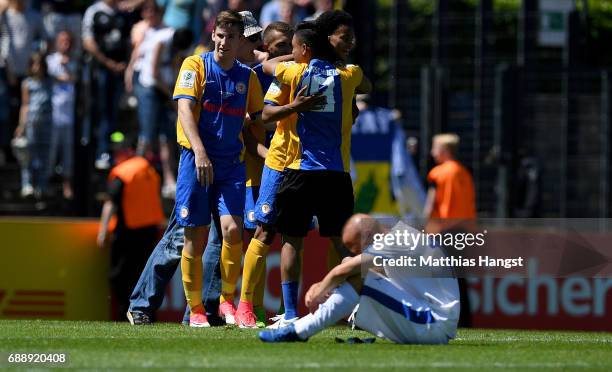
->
[[244, 185, 260, 230], [253, 165, 285, 225], [175, 147, 246, 227]]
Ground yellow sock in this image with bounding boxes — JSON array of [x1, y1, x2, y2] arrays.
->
[[253, 259, 266, 308], [240, 239, 270, 303], [326, 240, 341, 271], [220, 240, 243, 303], [181, 250, 203, 311]]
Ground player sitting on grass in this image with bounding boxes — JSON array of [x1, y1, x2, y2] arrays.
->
[[172, 10, 264, 327], [259, 214, 461, 344]]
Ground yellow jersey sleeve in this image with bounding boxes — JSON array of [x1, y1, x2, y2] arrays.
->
[[246, 70, 264, 116], [345, 64, 364, 90], [173, 55, 205, 102], [274, 61, 305, 86], [264, 78, 290, 106]]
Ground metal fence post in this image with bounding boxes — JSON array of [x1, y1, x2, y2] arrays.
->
[[474, 0, 493, 213], [432, 0, 448, 135], [601, 70, 611, 221], [494, 64, 518, 218], [420, 65, 432, 180]]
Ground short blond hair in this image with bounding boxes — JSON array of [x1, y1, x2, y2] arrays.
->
[[433, 133, 460, 156]]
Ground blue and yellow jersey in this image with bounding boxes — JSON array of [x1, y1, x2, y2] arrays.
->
[[253, 62, 275, 149], [244, 122, 266, 187], [173, 52, 264, 161], [244, 63, 275, 187], [253, 63, 274, 94], [264, 77, 299, 172], [273, 59, 363, 172]]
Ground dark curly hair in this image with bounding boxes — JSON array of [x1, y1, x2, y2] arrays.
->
[[294, 21, 336, 62], [315, 10, 353, 37]]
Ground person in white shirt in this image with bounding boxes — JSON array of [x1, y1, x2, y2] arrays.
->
[[82, 0, 131, 170], [47, 30, 77, 199], [136, 27, 192, 198]]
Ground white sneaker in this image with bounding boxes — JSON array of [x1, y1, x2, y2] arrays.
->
[[161, 183, 176, 199], [266, 314, 298, 330], [95, 153, 111, 170], [21, 185, 34, 198]]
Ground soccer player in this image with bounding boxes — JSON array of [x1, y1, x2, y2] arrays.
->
[[235, 21, 298, 328], [315, 10, 357, 65], [315, 10, 372, 268], [259, 21, 371, 329], [258, 214, 460, 344], [126, 14, 286, 328], [172, 10, 264, 327]]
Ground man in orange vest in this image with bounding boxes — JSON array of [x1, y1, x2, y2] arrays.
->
[[424, 133, 476, 220], [97, 134, 164, 320]]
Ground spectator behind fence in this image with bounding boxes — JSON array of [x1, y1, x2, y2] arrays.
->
[[124, 0, 164, 103], [304, 0, 333, 21], [42, 0, 87, 56], [0, 0, 47, 161], [128, 0, 161, 51], [14, 53, 53, 198], [154, 0, 206, 46], [47, 30, 76, 200], [97, 134, 164, 320], [137, 27, 193, 199], [82, 0, 131, 170], [259, 0, 307, 28]]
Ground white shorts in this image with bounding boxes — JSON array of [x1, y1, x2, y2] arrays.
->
[[354, 271, 459, 344]]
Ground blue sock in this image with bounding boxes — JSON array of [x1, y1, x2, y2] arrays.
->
[[281, 281, 299, 319]]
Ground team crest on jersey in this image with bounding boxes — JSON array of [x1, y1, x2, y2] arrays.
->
[[261, 203, 271, 215], [178, 70, 195, 88], [248, 211, 256, 222], [236, 82, 246, 94], [180, 206, 189, 219]]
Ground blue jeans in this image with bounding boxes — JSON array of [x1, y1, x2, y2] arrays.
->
[[94, 67, 123, 157], [134, 83, 175, 146], [128, 208, 222, 321], [0, 68, 9, 148]]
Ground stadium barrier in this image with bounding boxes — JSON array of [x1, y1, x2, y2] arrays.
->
[[1, 218, 611, 331], [0, 218, 109, 320]]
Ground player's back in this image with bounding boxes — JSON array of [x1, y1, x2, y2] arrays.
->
[[288, 59, 362, 172]]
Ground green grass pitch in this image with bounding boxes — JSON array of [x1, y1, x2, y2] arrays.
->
[[1, 320, 612, 370]]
